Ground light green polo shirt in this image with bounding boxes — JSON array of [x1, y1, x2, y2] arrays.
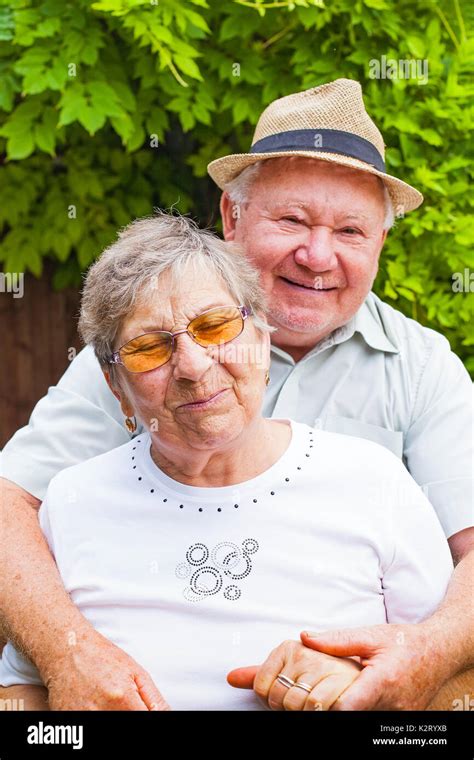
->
[[1, 292, 472, 538]]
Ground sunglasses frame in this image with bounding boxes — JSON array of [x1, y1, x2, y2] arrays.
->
[[108, 304, 251, 374]]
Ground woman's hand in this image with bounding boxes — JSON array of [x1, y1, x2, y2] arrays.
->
[[227, 639, 362, 710]]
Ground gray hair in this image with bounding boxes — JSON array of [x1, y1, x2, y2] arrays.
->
[[225, 159, 395, 229], [78, 211, 273, 375]]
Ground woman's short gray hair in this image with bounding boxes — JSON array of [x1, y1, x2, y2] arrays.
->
[[78, 210, 273, 375]]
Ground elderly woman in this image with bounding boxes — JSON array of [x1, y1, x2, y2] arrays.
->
[[0, 212, 453, 711]]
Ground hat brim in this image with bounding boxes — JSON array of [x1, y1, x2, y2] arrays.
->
[[207, 150, 423, 214]]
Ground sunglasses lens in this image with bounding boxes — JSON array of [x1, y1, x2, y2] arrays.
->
[[190, 307, 244, 347], [120, 333, 172, 372]]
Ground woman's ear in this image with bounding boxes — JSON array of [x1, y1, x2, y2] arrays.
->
[[103, 370, 121, 402], [103, 370, 135, 418]]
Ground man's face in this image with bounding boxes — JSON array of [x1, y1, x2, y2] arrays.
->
[[221, 157, 388, 357]]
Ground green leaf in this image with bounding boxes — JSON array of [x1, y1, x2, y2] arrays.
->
[[145, 107, 169, 141], [192, 101, 211, 125], [77, 105, 106, 134], [25, 246, 43, 276], [384, 281, 398, 300], [232, 98, 249, 124], [34, 120, 56, 155], [418, 128, 443, 146], [7, 131, 35, 160], [52, 233, 71, 261], [110, 112, 135, 143], [179, 108, 195, 131], [77, 237, 98, 269], [219, 15, 239, 42], [406, 35, 426, 59], [58, 87, 87, 127], [174, 55, 203, 81], [183, 8, 211, 33]]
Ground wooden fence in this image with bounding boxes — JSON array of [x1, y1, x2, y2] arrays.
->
[[0, 265, 82, 449]]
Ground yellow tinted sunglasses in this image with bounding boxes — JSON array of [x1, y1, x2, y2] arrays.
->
[[108, 305, 250, 374]]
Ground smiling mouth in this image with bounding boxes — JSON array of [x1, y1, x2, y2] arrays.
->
[[279, 276, 337, 291], [177, 389, 229, 410]]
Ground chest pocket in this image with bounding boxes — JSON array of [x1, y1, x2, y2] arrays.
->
[[322, 415, 404, 459]]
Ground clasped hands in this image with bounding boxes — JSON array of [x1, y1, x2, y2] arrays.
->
[[227, 637, 361, 711], [41, 621, 442, 711]]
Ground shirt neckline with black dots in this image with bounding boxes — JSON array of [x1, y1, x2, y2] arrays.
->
[[130, 428, 315, 514]]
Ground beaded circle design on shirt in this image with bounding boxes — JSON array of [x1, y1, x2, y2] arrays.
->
[[131, 428, 315, 513], [176, 538, 260, 602]]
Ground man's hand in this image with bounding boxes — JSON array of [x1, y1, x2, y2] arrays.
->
[[300, 623, 454, 710], [44, 629, 170, 711], [227, 639, 361, 710]]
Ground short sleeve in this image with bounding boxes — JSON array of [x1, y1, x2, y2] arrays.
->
[[0, 642, 44, 687], [381, 457, 454, 624], [1, 346, 143, 501], [404, 336, 473, 539], [38, 489, 55, 555]]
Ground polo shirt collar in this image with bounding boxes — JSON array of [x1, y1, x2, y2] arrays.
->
[[270, 292, 399, 363], [351, 294, 400, 354]]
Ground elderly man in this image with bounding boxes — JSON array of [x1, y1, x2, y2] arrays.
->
[[1, 79, 472, 711]]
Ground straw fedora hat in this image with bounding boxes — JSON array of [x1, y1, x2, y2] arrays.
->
[[207, 78, 423, 214]]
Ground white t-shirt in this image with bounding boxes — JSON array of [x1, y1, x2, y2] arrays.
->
[[0, 420, 453, 710]]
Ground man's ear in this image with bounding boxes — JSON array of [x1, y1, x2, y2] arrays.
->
[[220, 191, 239, 241], [373, 229, 388, 273]]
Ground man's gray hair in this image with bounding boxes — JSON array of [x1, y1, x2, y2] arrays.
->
[[225, 159, 395, 229], [78, 211, 272, 375]]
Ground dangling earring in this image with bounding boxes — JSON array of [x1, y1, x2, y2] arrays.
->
[[264, 370, 270, 386], [125, 416, 137, 434]]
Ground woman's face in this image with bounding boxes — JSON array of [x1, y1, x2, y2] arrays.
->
[[106, 268, 270, 453]]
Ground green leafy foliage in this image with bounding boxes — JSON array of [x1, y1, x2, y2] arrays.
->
[[0, 0, 472, 372]]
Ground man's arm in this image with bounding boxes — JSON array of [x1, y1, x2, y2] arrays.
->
[[0, 478, 170, 710], [300, 530, 474, 711], [301, 327, 474, 709]]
